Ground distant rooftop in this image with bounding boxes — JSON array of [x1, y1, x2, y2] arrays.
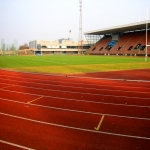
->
[[84, 20, 150, 35]]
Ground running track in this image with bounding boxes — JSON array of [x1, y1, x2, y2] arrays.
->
[[0, 69, 150, 150]]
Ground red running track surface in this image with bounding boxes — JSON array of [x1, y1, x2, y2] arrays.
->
[[0, 69, 150, 150]]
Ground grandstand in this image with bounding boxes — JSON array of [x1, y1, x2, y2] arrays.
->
[[84, 20, 150, 56]]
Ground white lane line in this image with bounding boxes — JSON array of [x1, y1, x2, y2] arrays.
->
[[0, 98, 150, 121], [0, 81, 149, 100], [0, 112, 150, 140], [0, 80, 150, 101], [0, 79, 149, 95], [11, 84, 150, 98], [0, 72, 149, 85], [0, 74, 149, 90], [0, 88, 150, 108], [1, 68, 150, 83], [0, 139, 35, 150], [70, 75, 150, 83]]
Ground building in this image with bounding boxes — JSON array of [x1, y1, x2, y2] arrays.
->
[[29, 31, 90, 55]]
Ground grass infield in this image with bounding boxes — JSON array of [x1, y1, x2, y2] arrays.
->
[[0, 55, 150, 74]]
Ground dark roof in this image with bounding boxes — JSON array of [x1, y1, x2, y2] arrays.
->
[[84, 20, 150, 35]]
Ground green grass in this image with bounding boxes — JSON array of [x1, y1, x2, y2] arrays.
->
[[0, 55, 150, 74]]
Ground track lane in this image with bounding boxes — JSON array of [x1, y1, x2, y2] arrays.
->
[[0, 80, 150, 98], [0, 142, 24, 150], [1, 77, 150, 93], [0, 68, 149, 150], [0, 99, 150, 138], [32, 97, 150, 119], [1, 68, 150, 82], [4, 83, 150, 98], [0, 140, 34, 150], [0, 88, 39, 102], [74, 69, 150, 80], [0, 80, 150, 102], [0, 71, 149, 88], [1, 113, 150, 150], [0, 89, 150, 119], [1, 83, 150, 107], [0, 82, 150, 103]]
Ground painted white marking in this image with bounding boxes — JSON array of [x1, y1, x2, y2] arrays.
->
[[0, 112, 150, 140], [0, 139, 35, 150], [0, 73, 149, 89], [0, 81, 149, 100], [0, 87, 150, 108], [0, 79, 149, 95], [0, 97, 150, 121], [0, 68, 150, 83]]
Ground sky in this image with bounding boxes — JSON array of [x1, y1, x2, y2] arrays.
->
[[0, 0, 150, 46]]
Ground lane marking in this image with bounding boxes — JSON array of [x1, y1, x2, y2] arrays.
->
[[0, 74, 149, 91], [0, 86, 150, 102], [1, 85, 14, 89], [0, 68, 150, 83], [0, 139, 35, 150], [69, 76, 150, 83], [2, 82, 150, 95], [0, 77, 137, 92], [0, 98, 150, 121], [94, 115, 105, 131], [0, 112, 150, 140], [0, 88, 150, 109], [27, 96, 43, 104]]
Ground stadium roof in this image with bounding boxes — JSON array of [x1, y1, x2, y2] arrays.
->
[[84, 20, 150, 35]]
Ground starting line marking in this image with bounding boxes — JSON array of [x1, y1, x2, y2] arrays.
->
[[0, 112, 150, 140], [0, 139, 35, 150], [27, 96, 43, 104], [94, 115, 105, 131]]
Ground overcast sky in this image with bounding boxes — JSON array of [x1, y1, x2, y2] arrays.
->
[[0, 0, 150, 46]]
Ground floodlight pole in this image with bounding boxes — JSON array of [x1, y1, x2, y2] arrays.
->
[[78, 0, 83, 55], [145, 7, 148, 62]]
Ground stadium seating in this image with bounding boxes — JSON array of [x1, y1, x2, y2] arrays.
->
[[138, 31, 150, 55], [110, 33, 131, 54], [118, 32, 142, 55], [88, 30, 150, 56], [88, 36, 111, 55]]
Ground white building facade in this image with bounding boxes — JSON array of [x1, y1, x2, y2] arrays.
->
[[29, 31, 90, 55], [29, 39, 90, 55]]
